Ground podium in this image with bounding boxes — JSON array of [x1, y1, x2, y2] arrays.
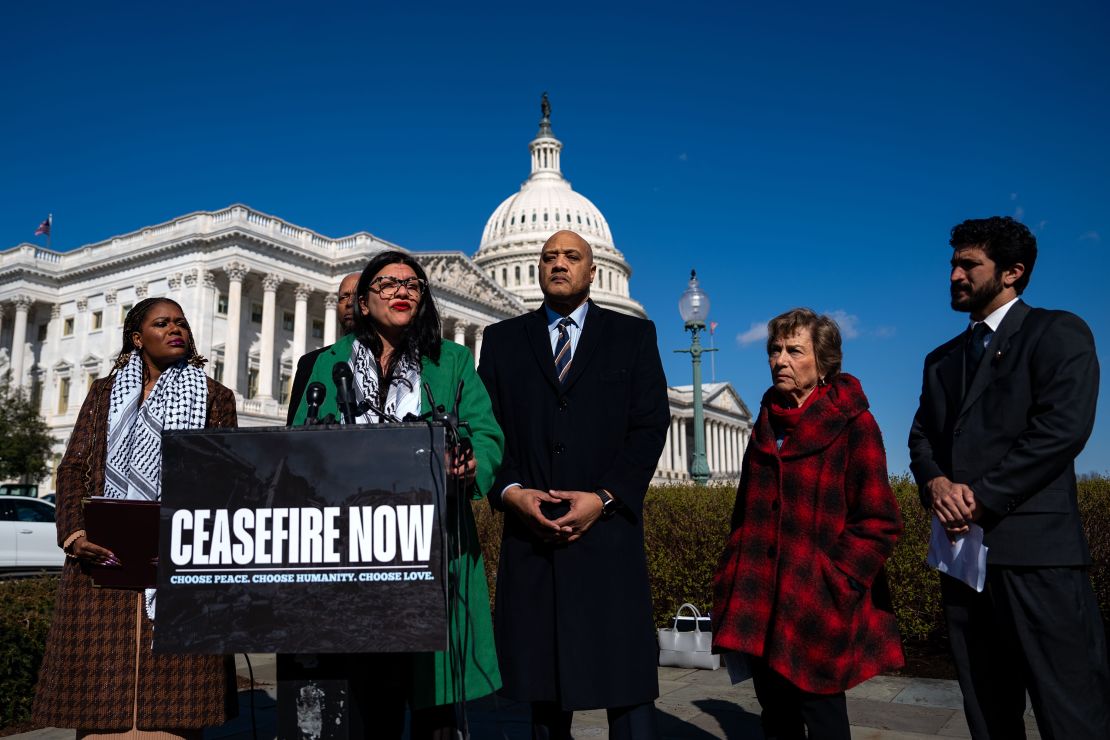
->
[[154, 423, 448, 655]]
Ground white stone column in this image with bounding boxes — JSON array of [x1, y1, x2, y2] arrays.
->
[[659, 418, 672, 474], [292, 284, 311, 363], [678, 418, 688, 476], [704, 419, 713, 473], [719, 419, 728, 472], [473, 327, 484, 367], [223, 263, 249, 394], [709, 420, 718, 474], [733, 426, 741, 475], [323, 294, 338, 346], [101, 289, 119, 375], [188, 269, 214, 359], [670, 418, 680, 472], [728, 426, 737, 477], [74, 297, 89, 403], [182, 270, 199, 316], [167, 273, 184, 300], [453, 321, 468, 348], [196, 270, 216, 359], [719, 424, 727, 476], [40, 304, 61, 417], [719, 421, 728, 474], [8, 295, 32, 388], [257, 274, 282, 401], [733, 426, 741, 465]]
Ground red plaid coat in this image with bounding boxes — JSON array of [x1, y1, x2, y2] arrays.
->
[[712, 374, 903, 693]]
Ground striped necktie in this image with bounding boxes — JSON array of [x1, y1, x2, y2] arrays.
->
[[553, 317, 575, 384]]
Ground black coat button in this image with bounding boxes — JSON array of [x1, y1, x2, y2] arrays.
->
[[767, 546, 776, 558], [770, 499, 779, 511], [553, 443, 565, 454], [954, 428, 963, 437], [558, 398, 568, 410]]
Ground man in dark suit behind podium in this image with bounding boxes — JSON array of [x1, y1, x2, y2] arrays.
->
[[478, 230, 669, 739], [285, 272, 359, 424], [909, 216, 1109, 739]]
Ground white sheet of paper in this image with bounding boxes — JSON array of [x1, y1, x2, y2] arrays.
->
[[926, 518, 988, 592]]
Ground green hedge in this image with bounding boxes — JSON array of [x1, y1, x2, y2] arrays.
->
[[1, 574, 57, 728], [473, 477, 1110, 640]]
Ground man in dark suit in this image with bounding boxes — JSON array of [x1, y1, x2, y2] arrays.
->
[[286, 272, 359, 424], [909, 216, 1109, 739], [478, 230, 670, 740]]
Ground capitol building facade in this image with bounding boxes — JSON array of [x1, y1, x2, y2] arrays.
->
[[0, 104, 751, 492]]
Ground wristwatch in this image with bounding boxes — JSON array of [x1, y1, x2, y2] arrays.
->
[[594, 489, 618, 518]]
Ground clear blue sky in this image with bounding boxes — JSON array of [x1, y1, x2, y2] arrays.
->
[[3, 1, 1108, 474]]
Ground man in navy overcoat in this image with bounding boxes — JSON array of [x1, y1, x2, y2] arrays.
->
[[479, 229, 669, 739]]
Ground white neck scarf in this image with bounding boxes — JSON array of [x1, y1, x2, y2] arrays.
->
[[349, 338, 422, 424], [104, 351, 208, 618]]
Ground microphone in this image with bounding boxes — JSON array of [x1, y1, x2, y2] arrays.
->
[[332, 362, 356, 425], [305, 382, 326, 425]]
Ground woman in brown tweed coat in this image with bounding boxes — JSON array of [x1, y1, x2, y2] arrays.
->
[[33, 298, 237, 737]]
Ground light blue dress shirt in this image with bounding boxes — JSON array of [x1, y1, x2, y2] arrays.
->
[[545, 300, 589, 356]]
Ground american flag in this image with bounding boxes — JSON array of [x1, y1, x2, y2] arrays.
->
[[710, 321, 719, 335], [34, 215, 51, 236]]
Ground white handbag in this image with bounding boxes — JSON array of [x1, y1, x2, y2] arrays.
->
[[657, 602, 720, 670]]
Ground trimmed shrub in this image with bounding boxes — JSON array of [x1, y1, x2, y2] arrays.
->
[[473, 476, 1110, 643], [641, 484, 734, 625], [1080, 475, 1110, 618], [0, 574, 57, 728], [886, 474, 944, 640]]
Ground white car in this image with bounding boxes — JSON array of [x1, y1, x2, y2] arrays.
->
[[0, 495, 64, 571]]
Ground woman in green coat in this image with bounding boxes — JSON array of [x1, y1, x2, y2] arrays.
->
[[291, 250, 503, 739]]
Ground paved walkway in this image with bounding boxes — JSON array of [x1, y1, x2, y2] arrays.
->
[[15, 655, 1040, 739]]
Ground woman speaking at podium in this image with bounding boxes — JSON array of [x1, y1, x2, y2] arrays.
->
[[34, 298, 238, 738], [291, 250, 504, 739]]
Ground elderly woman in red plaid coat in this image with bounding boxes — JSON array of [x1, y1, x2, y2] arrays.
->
[[713, 308, 903, 740]]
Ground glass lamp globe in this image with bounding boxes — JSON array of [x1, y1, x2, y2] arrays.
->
[[678, 269, 710, 327]]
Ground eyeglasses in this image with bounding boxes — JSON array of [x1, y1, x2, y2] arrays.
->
[[369, 276, 428, 298]]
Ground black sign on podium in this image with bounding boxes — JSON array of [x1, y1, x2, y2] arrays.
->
[[153, 423, 448, 655]]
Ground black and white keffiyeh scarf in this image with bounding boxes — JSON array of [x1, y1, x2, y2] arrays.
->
[[350, 338, 421, 423], [104, 351, 207, 618]]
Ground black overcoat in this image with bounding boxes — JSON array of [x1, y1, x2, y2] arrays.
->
[[478, 301, 670, 710]]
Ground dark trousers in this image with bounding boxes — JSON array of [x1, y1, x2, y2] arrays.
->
[[530, 700, 657, 740], [749, 656, 850, 740], [942, 567, 1110, 739]]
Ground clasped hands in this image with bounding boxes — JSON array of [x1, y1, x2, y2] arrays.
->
[[448, 444, 477, 486], [927, 476, 982, 540], [503, 486, 604, 544]]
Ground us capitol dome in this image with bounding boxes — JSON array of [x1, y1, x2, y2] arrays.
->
[[473, 95, 645, 318]]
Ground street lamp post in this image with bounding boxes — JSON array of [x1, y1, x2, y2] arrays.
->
[[675, 269, 716, 486]]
